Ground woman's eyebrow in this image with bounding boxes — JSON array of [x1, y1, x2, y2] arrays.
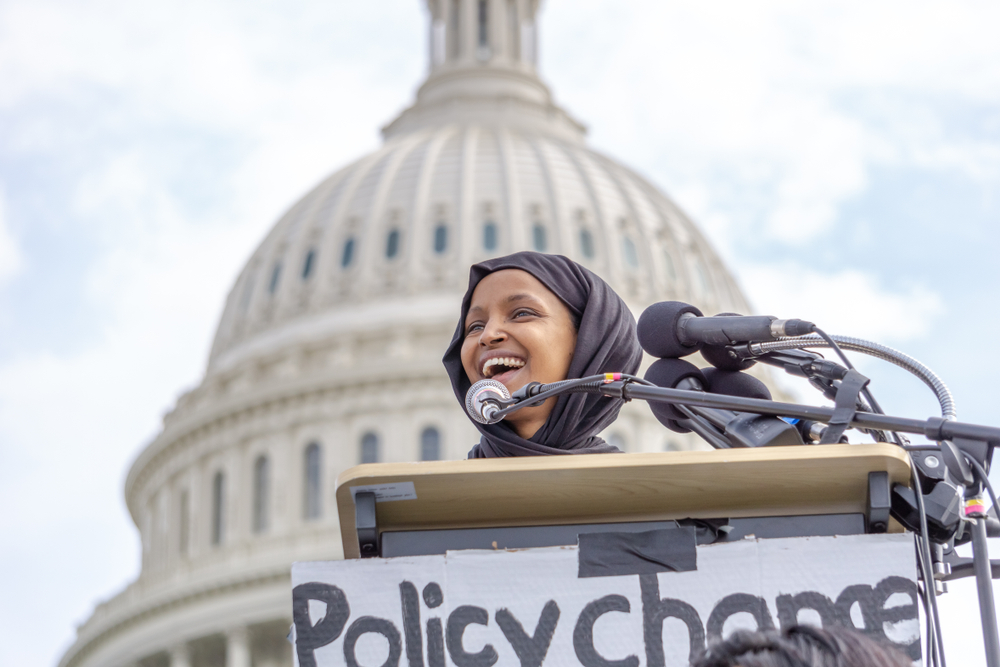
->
[[504, 293, 543, 306]]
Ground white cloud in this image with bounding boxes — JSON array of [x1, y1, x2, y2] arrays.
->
[[0, 188, 22, 285], [544, 0, 1000, 248], [739, 262, 943, 343]]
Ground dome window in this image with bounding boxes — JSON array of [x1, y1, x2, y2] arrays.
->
[[179, 490, 190, 555], [268, 262, 282, 294], [239, 274, 254, 312], [622, 236, 639, 268], [663, 249, 677, 281], [341, 238, 355, 268], [532, 224, 547, 252], [483, 221, 498, 251], [507, 0, 519, 59], [421, 427, 441, 461], [211, 471, 225, 545], [477, 0, 491, 60], [386, 229, 401, 259], [693, 260, 711, 297], [361, 432, 380, 464], [303, 443, 322, 520], [433, 224, 448, 254], [579, 229, 594, 259], [449, 0, 461, 58], [301, 249, 316, 280], [252, 455, 270, 534]]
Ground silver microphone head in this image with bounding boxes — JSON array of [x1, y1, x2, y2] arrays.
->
[[465, 379, 511, 424]]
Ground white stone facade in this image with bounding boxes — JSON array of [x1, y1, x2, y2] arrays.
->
[[59, 2, 751, 666]]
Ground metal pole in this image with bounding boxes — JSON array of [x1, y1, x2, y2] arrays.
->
[[610, 383, 1000, 443], [972, 516, 1000, 667]]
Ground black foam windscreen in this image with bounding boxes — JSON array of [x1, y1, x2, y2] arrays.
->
[[700, 313, 757, 371], [643, 358, 707, 432], [702, 367, 772, 401], [636, 301, 704, 359], [701, 345, 756, 371]]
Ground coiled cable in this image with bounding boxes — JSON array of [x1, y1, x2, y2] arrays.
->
[[749, 334, 956, 420]]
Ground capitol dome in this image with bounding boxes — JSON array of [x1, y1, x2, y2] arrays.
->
[[60, 3, 750, 667]]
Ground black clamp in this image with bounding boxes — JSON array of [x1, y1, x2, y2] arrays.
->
[[819, 369, 870, 444], [355, 491, 379, 558], [866, 471, 891, 533], [924, 416, 947, 442]]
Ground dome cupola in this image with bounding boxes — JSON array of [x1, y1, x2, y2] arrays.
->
[[384, 0, 586, 142]]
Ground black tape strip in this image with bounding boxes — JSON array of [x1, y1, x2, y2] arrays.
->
[[577, 526, 697, 578], [819, 369, 870, 444]]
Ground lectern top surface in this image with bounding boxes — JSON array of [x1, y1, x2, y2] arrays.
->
[[335, 444, 911, 559]]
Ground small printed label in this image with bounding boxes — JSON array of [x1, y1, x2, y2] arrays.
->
[[350, 482, 417, 503]]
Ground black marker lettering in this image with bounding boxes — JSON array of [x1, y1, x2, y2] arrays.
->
[[776, 591, 843, 630], [426, 618, 446, 667], [423, 582, 444, 608], [446, 605, 498, 667], [706, 593, 775, 643], [573, 595, 639, 667], [873, 576, 920, 661], [496, 600, 560, 667], [292, 582, 351, 667], [640, 574, 705, 667], [344, 616, 402, 667], [400, 582, 424, 667]]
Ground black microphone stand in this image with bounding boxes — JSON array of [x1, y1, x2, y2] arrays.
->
[[606, 380, 1000, 667], [495, 375, 1000, 667]]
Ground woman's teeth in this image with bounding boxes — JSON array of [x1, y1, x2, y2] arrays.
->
[[482, 357, 525, 378]]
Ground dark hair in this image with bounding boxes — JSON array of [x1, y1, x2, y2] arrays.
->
[[691, 625, 912, 667]]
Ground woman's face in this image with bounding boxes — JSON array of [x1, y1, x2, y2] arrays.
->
[[461, 269, 578, 439]]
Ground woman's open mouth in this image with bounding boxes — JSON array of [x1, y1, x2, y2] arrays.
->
[[482, 356, 526, 383]]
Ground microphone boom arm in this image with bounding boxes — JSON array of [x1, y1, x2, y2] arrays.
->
[[613, 382, 999, 453], [492, 374, 1000, 453]]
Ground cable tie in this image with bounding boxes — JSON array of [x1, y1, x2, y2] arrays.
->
[[964, 496, 987, 519], [924, 416, 947, 442]]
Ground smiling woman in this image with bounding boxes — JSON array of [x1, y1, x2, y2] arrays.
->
[[443, 251, 643, 458]]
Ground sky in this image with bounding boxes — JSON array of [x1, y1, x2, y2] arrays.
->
[[1, 0, 999, 665]]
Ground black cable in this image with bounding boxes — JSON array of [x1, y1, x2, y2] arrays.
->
[[969, 458, 1000, 521], [675, 405, 733, 449], [812, 326, 903, 446], [494, 373, 650, 420], [911, 460, 947, 667]]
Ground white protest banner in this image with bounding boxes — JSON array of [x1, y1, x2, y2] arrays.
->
[[291, 534, 919, 667]]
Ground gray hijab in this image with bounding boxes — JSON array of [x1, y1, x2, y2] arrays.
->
[[442, 252, 643, 458]]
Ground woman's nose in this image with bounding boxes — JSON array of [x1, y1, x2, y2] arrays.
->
[[479, 319, 507, 345]]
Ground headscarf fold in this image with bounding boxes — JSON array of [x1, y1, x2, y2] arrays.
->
[[442, 252, 643, 458]]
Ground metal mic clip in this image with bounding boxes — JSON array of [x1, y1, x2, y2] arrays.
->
[[465, 379, 515, 424], [510, 382, 547, 407]]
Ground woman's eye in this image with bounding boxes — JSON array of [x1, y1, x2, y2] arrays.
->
[[465, 322, 484, 335], [512, 309, 537, 319]]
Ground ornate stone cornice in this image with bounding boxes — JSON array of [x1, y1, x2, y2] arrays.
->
[[59, 566, 291, 667]]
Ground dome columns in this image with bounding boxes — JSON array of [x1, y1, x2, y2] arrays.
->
[[168, 644, 191, 667], [225, 626, 251, 667], [387, 1, 584, 141], [426, 0, 537, 70]]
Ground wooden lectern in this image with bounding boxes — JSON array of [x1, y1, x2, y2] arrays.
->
[[336, 444, 911, 559]]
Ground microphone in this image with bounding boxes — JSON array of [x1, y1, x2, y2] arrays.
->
[[637, 302, 815, 359], [465, 379, 512, 424], [643, 359, 805, 447]]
